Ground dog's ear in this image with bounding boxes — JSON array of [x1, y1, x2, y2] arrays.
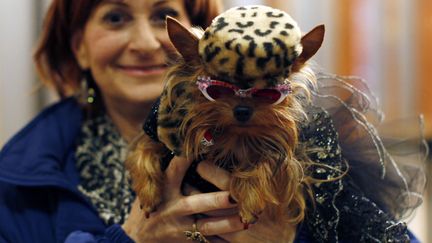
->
[[292, 25, 325, 72], [166, 16, 200, 64]]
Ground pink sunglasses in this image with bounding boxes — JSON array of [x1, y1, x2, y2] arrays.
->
[[196, 76, 292, 105]]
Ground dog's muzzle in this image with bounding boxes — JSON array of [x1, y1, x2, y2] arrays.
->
[[233, 105, 253, 122]]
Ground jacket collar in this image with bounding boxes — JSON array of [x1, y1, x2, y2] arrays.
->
[[0, 98, 83, 189]]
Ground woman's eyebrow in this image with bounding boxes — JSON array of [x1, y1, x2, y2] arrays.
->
[[101, 0, 128, 7], [153, 0, 170, 7]]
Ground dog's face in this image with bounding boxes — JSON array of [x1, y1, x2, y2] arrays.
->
[[188, 77, 299, 168], [157, 63, 308, 223]]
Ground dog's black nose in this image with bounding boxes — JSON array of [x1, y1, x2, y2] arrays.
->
[[233, 105, 253, 122]]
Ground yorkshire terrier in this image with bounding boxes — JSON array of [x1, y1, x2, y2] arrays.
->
[[126, 5, 324, 227]]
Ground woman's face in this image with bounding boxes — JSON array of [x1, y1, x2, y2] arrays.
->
[[74, 0, 191, 107]]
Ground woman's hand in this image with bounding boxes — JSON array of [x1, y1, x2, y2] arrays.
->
[[196, 161, 298, 243], [122, 157, 246, 243]]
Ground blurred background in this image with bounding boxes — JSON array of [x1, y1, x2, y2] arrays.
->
[[0, 0, 430, 241]]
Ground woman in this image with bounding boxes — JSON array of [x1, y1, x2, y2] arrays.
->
[[0, 1, 424, 243]]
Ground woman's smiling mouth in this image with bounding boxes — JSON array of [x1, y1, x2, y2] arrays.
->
[[116, 64, 167, 77]]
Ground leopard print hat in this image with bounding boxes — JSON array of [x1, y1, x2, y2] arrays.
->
[[198, 5, 302, 87]]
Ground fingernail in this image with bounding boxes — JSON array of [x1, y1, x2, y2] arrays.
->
[[228, 195, 237, 204], [243, 223, 249, 230]]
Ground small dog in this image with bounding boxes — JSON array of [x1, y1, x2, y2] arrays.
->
[[126, 5, 324, 226]]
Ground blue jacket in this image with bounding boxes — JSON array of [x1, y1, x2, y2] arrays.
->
[[0, 98, 418, 243], [0, 98, 132, 243]]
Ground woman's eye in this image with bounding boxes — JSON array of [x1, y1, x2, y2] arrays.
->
[[102, 11, 130, 27], [151, 8, 179, 25]]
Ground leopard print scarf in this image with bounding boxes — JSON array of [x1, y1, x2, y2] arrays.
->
[[75, 114, 135, 225]]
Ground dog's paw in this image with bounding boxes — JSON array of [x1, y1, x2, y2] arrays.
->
[[138, 199, 160, 218], [137, 189, 162, 218], [139, 204, 158, 218]]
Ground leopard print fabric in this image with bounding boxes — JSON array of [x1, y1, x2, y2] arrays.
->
[[198, 5, 302, 88], [76, 114, 134, 225]]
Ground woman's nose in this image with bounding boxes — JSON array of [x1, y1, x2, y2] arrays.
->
[[129, 22, 161, 53]]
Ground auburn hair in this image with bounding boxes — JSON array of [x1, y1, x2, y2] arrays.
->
[[33, 0, 223, 98]]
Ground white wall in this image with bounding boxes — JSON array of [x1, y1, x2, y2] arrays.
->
[[223, 0, 264, 8], [0, 0, 37, 145]]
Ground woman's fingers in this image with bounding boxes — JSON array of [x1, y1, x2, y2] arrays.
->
[[168, 191, 236, 216], [197, 161, 231, 191], [165, 156, 193, 191], [122, 199, 147, 239], [183, 183, 201, 196], [184, 184, 239, 217], [196, 215, 245, 236]]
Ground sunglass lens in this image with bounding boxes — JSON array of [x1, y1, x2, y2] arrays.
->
[[252, 89, 281, 104], [206, 85, 235, 100]]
